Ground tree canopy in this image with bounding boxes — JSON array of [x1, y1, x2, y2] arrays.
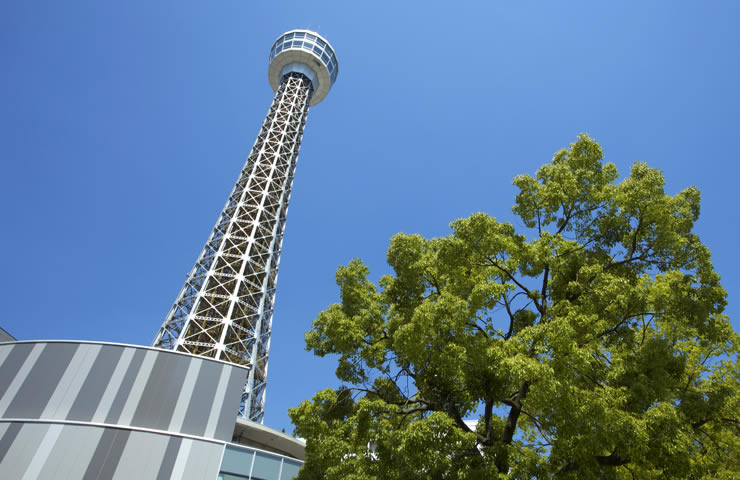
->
[[289, 135, 739, 479]]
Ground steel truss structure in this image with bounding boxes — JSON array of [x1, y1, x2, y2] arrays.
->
[[153, 29, 337, 423], [153, 73, 314, 422]]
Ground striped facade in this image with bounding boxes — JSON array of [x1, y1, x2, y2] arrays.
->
[[0, 341, 302, 479]]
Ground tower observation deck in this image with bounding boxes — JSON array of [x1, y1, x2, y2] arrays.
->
[[153, 30, 338, 423]]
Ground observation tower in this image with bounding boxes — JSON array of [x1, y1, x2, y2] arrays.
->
[[153, 30, 339, 423]]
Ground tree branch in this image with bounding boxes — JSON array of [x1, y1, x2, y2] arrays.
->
[[555, 451, 630, 477], [496, 381, 531, 472], [627, 213, 643, 259], [503, 291, 516, 340], [469, 320, 490, 339], [483, 400, 493, 444], [426, 269, 443, 296], [554, 461, 579, 477], [541, 264, 549, 314], [481, 258, 544, 315], [448, 405, 487, 444], [555, 206, 574, 235], [692, 417, 711, 429], [520, 408, 553, 445], [605, 252, 652, 270], [595, 451, 630, 467]]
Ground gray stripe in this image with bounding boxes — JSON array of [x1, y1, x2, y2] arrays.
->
[[21, 423, 63, 479], [167, 359, 202, 433], [181, 360, 222, 436], [205, 365, 232, 438], [82, 428, 131, 480], [215, 366, 248, 441], [41, 344, 102, 420], [37, 424, 104, 479], [0, 346, 14, 372], [97, 429, 131, 479], [156, 436, 182, 480], [67, 345, 125, 422], [131, 351, 189, 430], [0, 344, 35, 402], [100, 430, 131, 478], [92, 347, 136, 423], [5, 343, 79, 418], [4, 343, 79, 419], [104, 349, 146, 424], [0, 422, 22, 464], [81, 428, 116, 480], [117, 349, 158, 425], [0, 344, 45, 417]]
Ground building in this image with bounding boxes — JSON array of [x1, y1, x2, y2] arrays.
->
[[0, 29, 337, 480]]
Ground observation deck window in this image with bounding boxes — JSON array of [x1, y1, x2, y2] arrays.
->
[[270, 31, 338, 88]]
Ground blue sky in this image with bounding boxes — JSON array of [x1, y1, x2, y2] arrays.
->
[[1, 1, 738, 432]]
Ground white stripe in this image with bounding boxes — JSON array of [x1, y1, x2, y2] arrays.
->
[[38, 425, 104, 479], [111, 431, 169, 480], [169, 438, 193, 480], [0, 344, 45, 416], [204, 366, 231, 438], [41, 344, 101, 419], [167, 359, 202, 433], [91, 348, 135, 423], [117, 349, 158, 425], [20, 423, 63, 480]]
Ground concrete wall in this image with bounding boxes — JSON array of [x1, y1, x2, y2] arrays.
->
[[0, 421, 224, 480], [0, 341, 249, 480]]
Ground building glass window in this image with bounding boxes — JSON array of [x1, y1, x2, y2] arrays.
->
[[280, 461, 301, 480], [219, 445, 301, 480], [219, 474, 249, 480], [271, 32, 338, 88], [251, 452, 282, 480]]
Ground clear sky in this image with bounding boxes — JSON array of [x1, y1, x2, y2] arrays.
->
[[1, 1, 738, 433]]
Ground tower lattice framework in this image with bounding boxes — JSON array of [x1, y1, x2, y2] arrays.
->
[[153, 73, 312, 422], [154, 29, 338, 423]]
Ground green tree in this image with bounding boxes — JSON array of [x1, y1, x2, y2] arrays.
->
[[289, 135, 739, 479]]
